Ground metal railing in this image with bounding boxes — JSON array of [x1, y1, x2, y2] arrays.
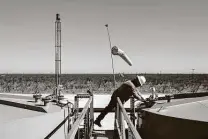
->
[[43, 92, 94, 139], [67, 93, 94, 139], [115, 97, 142, 139], [44, 101, 74, 139]]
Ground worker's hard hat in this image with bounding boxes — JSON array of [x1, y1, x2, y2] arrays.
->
[[137, 76, 146, 86]]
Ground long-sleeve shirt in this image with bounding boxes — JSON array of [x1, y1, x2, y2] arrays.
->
[[112, 80, 139, 103]]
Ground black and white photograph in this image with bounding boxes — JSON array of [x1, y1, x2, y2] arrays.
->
[[0, 0, 207, 139]]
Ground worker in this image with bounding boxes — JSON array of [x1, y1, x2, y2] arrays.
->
[[149, 87, 158, 100], [94, 75, 146, 127]]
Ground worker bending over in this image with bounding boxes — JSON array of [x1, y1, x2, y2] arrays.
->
[[94, 75, 146, 127]]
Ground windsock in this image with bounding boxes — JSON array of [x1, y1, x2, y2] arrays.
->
[[111, 46, 133, 66]]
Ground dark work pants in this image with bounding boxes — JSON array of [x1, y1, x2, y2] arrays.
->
[[96, 94, 125, 122]]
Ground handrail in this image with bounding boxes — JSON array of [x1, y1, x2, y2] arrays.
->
[[44, 114, 70, 139], [116, 97, 142, 139], [67, 96, 92, 139], [78, 107, 142, 112]]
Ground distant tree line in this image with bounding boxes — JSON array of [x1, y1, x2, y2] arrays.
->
[[0, 74, 207, 94]]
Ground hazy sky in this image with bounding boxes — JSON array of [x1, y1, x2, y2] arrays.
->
[[0, 0, 207, 74]]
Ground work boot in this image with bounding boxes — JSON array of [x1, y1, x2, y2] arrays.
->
[[94, 119, 102, 127]]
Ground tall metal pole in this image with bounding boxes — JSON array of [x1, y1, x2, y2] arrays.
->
[[105, 24, 116, 89], [55, 14, 62, 98]]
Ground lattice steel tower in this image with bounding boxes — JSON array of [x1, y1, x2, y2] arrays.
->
[[55, 14, 61, 98]]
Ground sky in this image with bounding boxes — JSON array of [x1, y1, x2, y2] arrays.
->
[[0, 0, 207, 74]]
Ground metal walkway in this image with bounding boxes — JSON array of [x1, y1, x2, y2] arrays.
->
[[41, 91, 142, 139], [45, 92, 208, 139], [2, 92, 208, 139]]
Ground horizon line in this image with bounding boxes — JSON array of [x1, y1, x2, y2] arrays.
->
[[0, 72, 207, 74]]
